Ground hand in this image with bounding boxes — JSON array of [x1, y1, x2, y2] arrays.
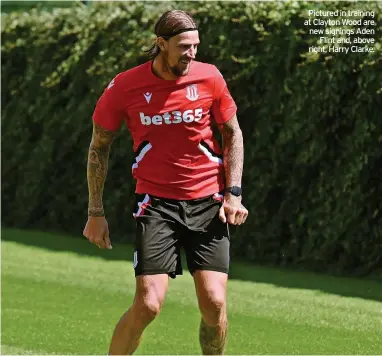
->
[[219, 195, 248, 225], [83, 216, 112, 249]]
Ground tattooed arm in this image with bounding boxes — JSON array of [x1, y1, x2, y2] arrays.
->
[[218, 115, 248, 225], [87, 122, 117, 217], [83, 122, 116, 249], [220, 114, 244, 191]]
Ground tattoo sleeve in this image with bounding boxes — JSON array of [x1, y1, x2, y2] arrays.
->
[[220, 115, 244, 188], [87, 122, 116, 217]]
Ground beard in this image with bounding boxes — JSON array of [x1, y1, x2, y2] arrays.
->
[[164, 53, 191, 77], [169, 63, 189, 77]]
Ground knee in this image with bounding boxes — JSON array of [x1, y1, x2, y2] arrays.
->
[[134, 294, 163, 322], [198, 290, 226, 324], [132, 275, 168, 324]]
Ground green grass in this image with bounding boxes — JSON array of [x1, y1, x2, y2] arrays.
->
[[2, 228, 382, 355]]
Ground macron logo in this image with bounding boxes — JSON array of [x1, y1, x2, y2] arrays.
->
[[143, 92, 152, 103]]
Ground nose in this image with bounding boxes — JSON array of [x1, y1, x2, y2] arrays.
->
[[188, 46, 197, 59]]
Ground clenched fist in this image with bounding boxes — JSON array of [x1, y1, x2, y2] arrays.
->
[[219, 195, 248, 225], [83, 216, 113, 249]]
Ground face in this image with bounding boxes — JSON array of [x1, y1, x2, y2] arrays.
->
[[159, 31, 200, 77]]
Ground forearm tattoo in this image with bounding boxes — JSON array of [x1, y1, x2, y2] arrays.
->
[[199, 318, 228, 355], [87, 124, 115, 217], [221, 115, 244, 188]]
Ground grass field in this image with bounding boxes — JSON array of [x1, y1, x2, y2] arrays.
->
[[2, 228, 382, 355]]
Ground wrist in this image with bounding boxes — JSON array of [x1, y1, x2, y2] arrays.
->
[[225, 186, 242, 197], [224, 192, 242, 201], [88, 207, 105, 217]]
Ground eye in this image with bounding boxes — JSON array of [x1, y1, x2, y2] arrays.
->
[[180, 44, 198, 51]]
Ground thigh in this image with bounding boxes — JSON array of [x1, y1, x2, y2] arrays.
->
[[133, 194, 182, 278], [134, 274, 169, 304], [183, 198, 230, 276]]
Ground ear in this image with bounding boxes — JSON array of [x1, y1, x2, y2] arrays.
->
[[156, 37, 167, 51]]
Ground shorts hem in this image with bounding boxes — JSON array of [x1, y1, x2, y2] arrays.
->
[[135, 269, 182, 277], [189, 266, 229, 275]]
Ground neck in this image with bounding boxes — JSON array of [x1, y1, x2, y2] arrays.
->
[[152, 55, 179, 81]]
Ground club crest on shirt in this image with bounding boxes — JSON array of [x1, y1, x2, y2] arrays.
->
[[186, 84, 199, 101]]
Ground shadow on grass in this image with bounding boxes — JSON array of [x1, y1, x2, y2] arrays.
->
[[2, 227, 136, 261], [2, 227, 382, 303], [228, 261, 382, 303]]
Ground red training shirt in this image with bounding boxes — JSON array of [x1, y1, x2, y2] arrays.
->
[[92, 60, 237, 200]]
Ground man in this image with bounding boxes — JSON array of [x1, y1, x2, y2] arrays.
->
[[83, 10, 248, 355]]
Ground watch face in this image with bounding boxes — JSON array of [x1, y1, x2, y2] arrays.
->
[[228, 186, 242, 196]]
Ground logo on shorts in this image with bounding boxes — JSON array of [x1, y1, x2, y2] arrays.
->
[[186, 84, 199, 101], [133, 251, 138, 269]]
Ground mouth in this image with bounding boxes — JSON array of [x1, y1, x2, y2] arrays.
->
[[180, 59, 191, 65]]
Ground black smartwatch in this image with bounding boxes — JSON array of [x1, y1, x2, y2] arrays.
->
[[225, 186, 242, 197]]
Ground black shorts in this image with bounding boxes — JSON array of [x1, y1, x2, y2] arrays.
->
[[133, 193, 230, 278]]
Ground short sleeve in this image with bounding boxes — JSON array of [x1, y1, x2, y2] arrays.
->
[[92, 75, 125, 131], [211, 67, 237, 124]]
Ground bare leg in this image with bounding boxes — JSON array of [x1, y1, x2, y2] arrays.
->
[[108, 274, 169, 355], [194, 270, 228, 355]]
